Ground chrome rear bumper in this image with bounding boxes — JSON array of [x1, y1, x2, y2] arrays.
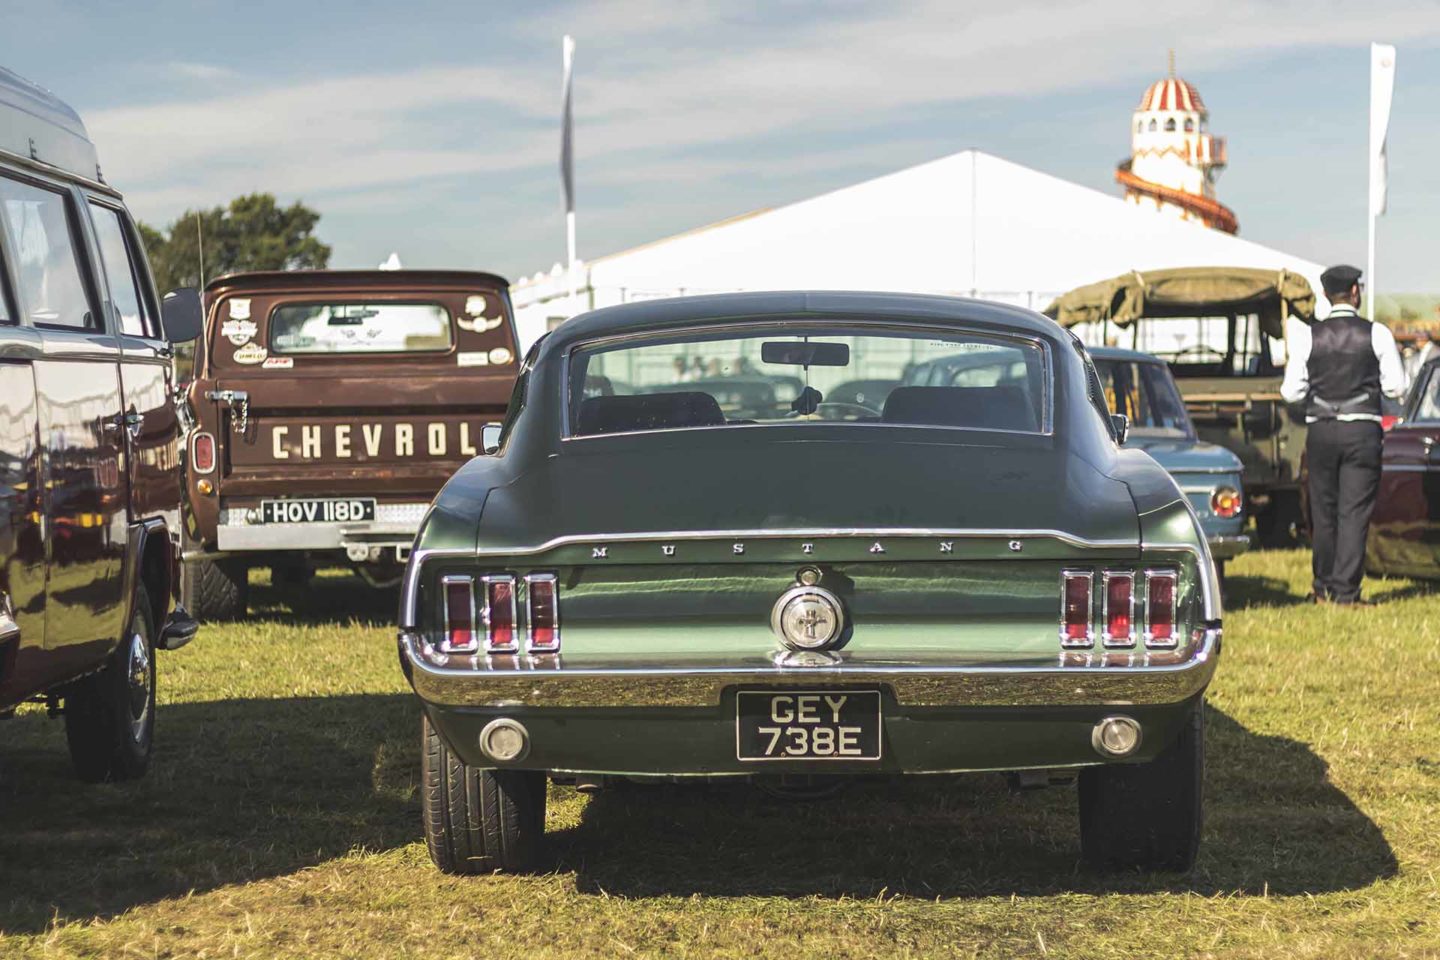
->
[[1206, 534, 1251, 560], [400, 627, 1221, 710]]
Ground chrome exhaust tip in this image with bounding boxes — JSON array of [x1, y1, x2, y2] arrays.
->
[[478, 717, 531, 763], [1092, 715, 1142, 758]]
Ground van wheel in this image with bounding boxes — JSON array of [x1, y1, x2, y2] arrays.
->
[[421, 714, 545, 874], [1078, 698, 1204, 872], [181, 557, 248, 620], [64, 585, 157, 782]]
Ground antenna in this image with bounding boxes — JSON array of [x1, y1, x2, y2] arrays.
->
[[194, 211, 205, 286], [1167, 48, 1176, 77]]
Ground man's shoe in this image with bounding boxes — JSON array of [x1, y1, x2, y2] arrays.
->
[[1311, 592, 1331, 604], [1335, 598, 1375, 607]]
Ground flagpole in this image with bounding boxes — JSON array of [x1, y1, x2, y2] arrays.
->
[[561, 35, 578, 316]]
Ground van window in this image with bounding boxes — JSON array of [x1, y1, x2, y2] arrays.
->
[[0, 177, 96, 330], [89, 203, 155, 337]]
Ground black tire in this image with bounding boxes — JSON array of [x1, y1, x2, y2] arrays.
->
[[64, 585, 157, 783], [181, 556, 248, 621], [421, 714, 545, 874], [1079, 699, 1204, 872]]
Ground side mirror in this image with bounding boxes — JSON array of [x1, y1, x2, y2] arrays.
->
[[161, 288, 204, 344], [1110, 413, 1129, 445], [481, 422, 503, 455]]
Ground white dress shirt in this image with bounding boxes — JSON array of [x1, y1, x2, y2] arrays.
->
[[1280, 304, 1408, 422]]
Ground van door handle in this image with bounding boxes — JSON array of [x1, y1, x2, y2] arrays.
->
[[104, 411, 144, 439]]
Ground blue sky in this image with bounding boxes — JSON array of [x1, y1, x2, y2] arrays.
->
[[3, 0, 1437, 290]]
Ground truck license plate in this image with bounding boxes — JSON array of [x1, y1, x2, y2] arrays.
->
[[736, 690, 881, 761], [259, 498, 376, 524]]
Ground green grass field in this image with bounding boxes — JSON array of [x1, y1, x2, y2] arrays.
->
[[1, 551, 1437, 959]]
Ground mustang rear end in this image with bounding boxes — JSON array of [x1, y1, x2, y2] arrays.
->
[[399, 292, 1222, 875]]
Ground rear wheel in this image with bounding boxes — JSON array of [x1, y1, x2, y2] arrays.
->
[[64, 585, 157, 782], [181, 556, 248, 621], [421, 714, 546, 874], [1079, 698, 1204, 872]]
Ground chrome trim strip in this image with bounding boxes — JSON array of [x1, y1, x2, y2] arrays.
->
[[1381, 464, 1439, 473], [1100, 571, 1135, 648], [400, 627, 1221, 710], [524, 572, 560, 654], [1059, 568, 1094, 648]]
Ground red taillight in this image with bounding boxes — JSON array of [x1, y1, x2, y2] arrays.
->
[[441, 576, 477, 653], [1145, 571, 1177, 648], [1061, 571, 1093, 647], [192, 432, 216, 474], [484, 576, 517, 653], [526, 573, 559, 652], [1103, 572, 1134, 647], [1210, 486, 1242, 519]]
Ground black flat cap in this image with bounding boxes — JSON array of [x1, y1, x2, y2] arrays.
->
[[1320, 264, 1362, 295]]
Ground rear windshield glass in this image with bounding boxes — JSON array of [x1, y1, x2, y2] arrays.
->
[[269, 302, 452, 354], [568, 325, 1048, 437], [1092, 358, 1195, 440]]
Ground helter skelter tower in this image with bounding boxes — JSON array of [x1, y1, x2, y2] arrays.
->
[[1116, 53, 1238, 234]]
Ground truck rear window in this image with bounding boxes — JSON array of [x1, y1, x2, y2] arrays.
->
[[270, 302, 452, 354]]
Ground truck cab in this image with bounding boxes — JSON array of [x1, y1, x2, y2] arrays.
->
[[181, 270, 519, 618]]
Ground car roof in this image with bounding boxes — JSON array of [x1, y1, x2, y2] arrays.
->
[[547, 291, 1067, 352], [1087, 345, 1166, 364], [204, 269, 512, 296], [0, 66, 102, 184]]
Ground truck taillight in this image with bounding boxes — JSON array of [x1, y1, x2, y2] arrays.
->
[[1060, 570, 1093, 647], [483, 576, 518, 653], [1144, 571, 1177, 648], [1102, 572, 1134, 647], [525, 573, 559, 653], [441, 576, 477, 653], [191, 432, 216, 474]]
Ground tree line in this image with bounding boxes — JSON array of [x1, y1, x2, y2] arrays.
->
[[139, 193, 331, 293]]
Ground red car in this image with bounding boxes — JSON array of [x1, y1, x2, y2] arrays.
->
[[1367, 358, 1440, 579]]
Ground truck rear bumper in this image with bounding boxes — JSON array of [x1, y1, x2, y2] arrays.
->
[[215, 501, 429, 552]]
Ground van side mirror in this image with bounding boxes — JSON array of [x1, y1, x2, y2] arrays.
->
[[481, 422, 503, 455], [1110, 413, 1129, 445], [161, 288, 204, 344]]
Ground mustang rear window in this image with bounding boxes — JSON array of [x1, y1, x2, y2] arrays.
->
[[269, 302, 452, 354], [568, 326, 1048, 437]]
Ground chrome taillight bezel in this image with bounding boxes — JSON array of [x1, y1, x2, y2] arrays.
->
[[191, 431, 217, 474], [1059, 569, 1094, 648], [525, 572, 560, 653], [1143, 569, 1179, 649], [1101, 571, 1135, 648], [439, 574, 478, 654], [482, 574, 519, 654]]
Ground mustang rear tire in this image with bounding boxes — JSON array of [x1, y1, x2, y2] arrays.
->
[[181, 556, 248, 621], [1079, 698, 1204, 872], [64, 585, 157, 783], [421, 714, 545, 874]]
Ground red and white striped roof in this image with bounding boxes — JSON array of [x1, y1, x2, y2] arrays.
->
[[1137, 77, 1206, 113]]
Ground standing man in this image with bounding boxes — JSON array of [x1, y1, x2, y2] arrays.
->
[[1281, 265, 1408, 604]]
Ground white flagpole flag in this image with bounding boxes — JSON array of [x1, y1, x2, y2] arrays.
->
[[1367, 42, 1396, 315], [560, 35, 578, 315]]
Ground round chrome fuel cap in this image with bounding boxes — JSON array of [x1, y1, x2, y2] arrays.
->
[[771, 584, 845, 651]]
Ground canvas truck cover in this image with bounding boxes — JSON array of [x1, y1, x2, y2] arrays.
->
[[1043, 267, 1317, 339]]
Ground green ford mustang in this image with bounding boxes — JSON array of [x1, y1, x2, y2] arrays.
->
[[397, 292, 1223, 875]]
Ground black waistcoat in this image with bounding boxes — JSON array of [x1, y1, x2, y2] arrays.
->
[[1305, 313, 1381, 419]]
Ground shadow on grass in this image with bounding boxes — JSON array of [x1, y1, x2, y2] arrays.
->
[[237, 566, 400, 628], [555, 704, 1397, 900], [0, 693, 419, 934], [1223, 574, 1312, 610]]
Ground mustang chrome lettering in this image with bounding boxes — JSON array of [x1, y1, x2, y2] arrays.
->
[[591, 546, 607, 559]]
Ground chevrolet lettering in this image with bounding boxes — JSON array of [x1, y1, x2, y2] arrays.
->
[[182, 270, 520, 617], [399, 291, 1223, 875]]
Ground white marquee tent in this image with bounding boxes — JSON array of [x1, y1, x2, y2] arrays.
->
[[512, 150, 1326, 349]]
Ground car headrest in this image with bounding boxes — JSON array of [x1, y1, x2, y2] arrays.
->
[[576, 391, 726, 435], [880, 386, 1038, 432]]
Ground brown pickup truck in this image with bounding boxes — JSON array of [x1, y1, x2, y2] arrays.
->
[[181, 270, 520, 618]]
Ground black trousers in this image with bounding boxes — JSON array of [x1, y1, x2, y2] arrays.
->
[[1306, 419, 1382, 602]]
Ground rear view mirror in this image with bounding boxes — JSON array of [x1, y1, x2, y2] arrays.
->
[[761, 341, 850, 367], [481, 422, 503, 454], [161, 288, 204, 344], [1111, 413, 1130, 444]]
